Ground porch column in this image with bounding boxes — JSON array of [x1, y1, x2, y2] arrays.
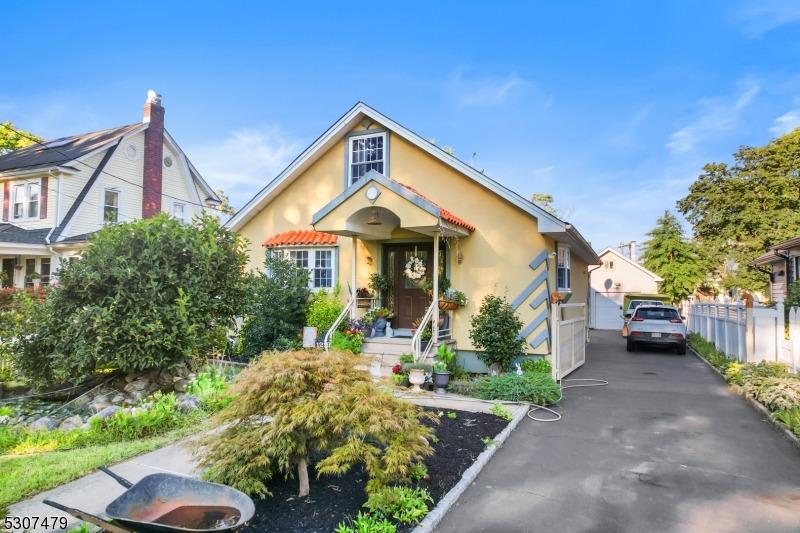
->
[[433, 231, 440, 342], [351, 236, 357, 320]]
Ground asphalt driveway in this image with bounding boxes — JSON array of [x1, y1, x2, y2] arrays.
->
[[434, 330, 800, 533]]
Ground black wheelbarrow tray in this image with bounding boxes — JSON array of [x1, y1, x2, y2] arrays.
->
[[44, 466, 255, 533]]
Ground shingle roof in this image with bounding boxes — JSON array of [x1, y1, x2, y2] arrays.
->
[[0, 123, 142, 173], [262, 229, 339, 247], [393, 180, 476, 231], [0, 224, 50, 244]]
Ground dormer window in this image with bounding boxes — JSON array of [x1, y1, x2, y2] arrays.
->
[[349, 133, 385, 186], [12, 182, 40, 220]]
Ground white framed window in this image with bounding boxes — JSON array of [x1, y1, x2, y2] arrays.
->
[[557, 245, 571, 291], [123, 143, 140, 161], [101, 186, 121, 223], [272, 247, 337, 290], [349, 133, 385, 186], [11, 181, 41, 220], [603, 258, 615, 271], [40, 258, 51, 285], [171, 200, 187, 223]]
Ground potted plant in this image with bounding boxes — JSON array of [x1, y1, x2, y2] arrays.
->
[[403, 363, 432, 392], [369, 273, 391, 301], [356, 287, 374, 308], [439, 287, 468, 310], [365, 307, 394, 337], [432, 361, 451, 394]]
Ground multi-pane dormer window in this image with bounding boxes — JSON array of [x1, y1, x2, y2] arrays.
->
[[349, 133, 385, 186]]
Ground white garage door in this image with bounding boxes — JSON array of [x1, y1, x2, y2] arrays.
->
[[593, 291, 625, 330]]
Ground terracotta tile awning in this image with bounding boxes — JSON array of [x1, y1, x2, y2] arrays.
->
[[394, 181, 476, 231], [262, 229, 339, 247]]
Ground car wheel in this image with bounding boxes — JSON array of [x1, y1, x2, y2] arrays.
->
[[626, 339, 635, 352], [676, 345, 686, 355]]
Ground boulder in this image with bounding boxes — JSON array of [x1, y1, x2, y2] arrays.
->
[[59, 415, 84, 431], [158, 368, 173, 384], [0, 415, 10, 425], [95, 405, 120, 420], [147, 381, 161, 393], [110, 394, 127, 405], [178, 396, 201, 413], [124, 379, 150, 393], [81, 422, 93, 431], [91, 401, 110, 413], [74, 395, 93, 406], [29, 417, 59, 432], [125, 391, 145, 405], [124, 372, 143, 383], [173, 379, 189, 393]]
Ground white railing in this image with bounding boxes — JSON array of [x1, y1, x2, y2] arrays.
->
[[412, 302, 436, 363], [684, 295, 799, 373], [324, 297, 355, 352], [551, 302, 587, 380]]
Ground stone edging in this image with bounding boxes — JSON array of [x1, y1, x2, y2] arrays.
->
[[689, 346, 800, 451], [410, 404, 530, 533]]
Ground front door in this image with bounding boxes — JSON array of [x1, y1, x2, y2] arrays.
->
[[2, 259, 14, 288], [384, 244, 433, 329]]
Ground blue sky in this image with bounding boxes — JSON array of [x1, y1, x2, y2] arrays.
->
[[2, 1, 800, 252]]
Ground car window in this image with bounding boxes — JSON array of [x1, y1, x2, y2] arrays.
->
[[633, 308, 680, 320], [627, 300, 663, 311]]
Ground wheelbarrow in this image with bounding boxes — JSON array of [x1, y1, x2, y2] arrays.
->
[[44, 466, 255, 533]]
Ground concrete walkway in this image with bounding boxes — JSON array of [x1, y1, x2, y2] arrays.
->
[[434, 330, 800, 533]]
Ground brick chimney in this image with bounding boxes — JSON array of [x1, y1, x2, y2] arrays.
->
[[142, 90, 164, 219]]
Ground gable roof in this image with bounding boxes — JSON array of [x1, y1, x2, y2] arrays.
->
[[598, 247, 663, 282], [393, 180, 475, 231], [0, 224, 50, 244], [226, 102, 600, 265], [0, 124, 144, 176]]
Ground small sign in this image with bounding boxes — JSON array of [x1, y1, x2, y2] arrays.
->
[[303, 327, 318, 348]]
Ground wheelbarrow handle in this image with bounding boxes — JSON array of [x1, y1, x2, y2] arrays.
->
[[43, 499, 133, 533], [98, 466, 135, 489]]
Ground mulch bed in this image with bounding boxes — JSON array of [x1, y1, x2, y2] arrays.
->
[[238, 406, 509, 533]]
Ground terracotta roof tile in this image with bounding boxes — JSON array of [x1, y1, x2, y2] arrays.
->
[[392, 181, 476, 231], [262, 229, 339, 247]]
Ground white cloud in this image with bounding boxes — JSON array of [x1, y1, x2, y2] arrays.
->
[[666, 84, 759, 154], [186, 127, 301, 209], [450, 70, 531, 107], [770, 110, 800, 135], [732, 0, 800, 37]]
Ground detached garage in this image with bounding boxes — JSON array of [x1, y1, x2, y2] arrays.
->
[[590, 247, 663, 330]]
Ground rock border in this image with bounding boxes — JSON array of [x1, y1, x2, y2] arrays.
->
[[410, 403, 530, 533], [689, 346, 800, 451]]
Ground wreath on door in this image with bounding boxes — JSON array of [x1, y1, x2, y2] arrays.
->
[[404, 256, 427, 281]]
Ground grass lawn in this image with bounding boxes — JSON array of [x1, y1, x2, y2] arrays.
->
[[0, 420, 211, 516]]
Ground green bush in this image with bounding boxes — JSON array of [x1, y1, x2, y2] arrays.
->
[[336, 512, 396, 533], [453, 372, 561, 405], [0, 288, 48, 381], [363, 486, 433, 524], [490, 403, 513, 421], [469, 293, 526, 372], [331, 330, 364, 354], [305, 285, 344, 336], [186, 368, 233, 411], [14, 214, 248, 386], [520, 358, 552, 375], [774, 408, 800, 437], [240, 254, 311, 358]]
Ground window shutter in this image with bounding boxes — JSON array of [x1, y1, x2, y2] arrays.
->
[[40, 176, 48, 219], [2, 182, 8, 222]]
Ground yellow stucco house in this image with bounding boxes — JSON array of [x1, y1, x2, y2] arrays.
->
[[227, 103, 600, 371]]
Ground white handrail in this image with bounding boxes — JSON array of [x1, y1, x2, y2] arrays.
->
[[324, 298, 355, 351], [412, 302, 437, 362]]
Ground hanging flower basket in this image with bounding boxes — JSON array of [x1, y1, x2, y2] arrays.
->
[[438, 299, 459, 311], [404, 256, 427, 281]]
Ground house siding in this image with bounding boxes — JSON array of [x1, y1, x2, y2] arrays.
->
[[160, 146, 199, 220]]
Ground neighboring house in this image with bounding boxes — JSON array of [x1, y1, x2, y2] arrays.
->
[[227, 102, 600, 370], [749, 236, 800, 299], [0, 91, 220, 289], [590, 247, 663, 330]]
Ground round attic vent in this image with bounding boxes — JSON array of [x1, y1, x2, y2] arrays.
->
[[124, 143, 139, 161], [163, 155, 174, 168]]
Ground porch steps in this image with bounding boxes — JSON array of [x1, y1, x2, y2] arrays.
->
[[361, 337, 453, 376]]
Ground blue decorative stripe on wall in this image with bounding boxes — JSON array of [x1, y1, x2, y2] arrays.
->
[[511, 249, 552, 351], [530, 288, 550, 311], [529, 249, 549, 271], [530, 329, 550, 350], [518, 307, 549, 339], [511, 269, 549, 309]]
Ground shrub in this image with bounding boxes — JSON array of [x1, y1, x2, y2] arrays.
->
[[363, 486, 433, 524], [469, 293, 526, 372], [453, 372, 561, 405], [14, 214, 248, 386], [336, 512, 396, 533], [774, 408, 800, 437], [402, 363, 432, 373], [306, 285, 344, 336], [0, 289, 47, 381], [190, 349, 438, 498], [490, 403, 513, 421], [752, 378, 800, 411], [186, 368, 233, 411], [331, 329, 364, 354], [520, 358, 552, 375], [240, 254, 311, 358]]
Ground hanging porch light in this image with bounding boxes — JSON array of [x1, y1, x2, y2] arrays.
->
[[367, 207, 382, 225]]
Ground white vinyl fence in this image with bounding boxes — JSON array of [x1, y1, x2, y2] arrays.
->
[[684, 295, 799, 373], [551, 302, 588, 380]]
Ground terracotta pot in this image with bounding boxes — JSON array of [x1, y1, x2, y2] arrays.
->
[[408, 369, 427, 392], [438, 299, 459, 311]]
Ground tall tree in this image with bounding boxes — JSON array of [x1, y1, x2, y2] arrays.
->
[[640, 211, 705, 303], [214, 189, 237, 216], [0, 121, 42, 155], [677, 127, 800, 291], [531, 192, 575, 220]]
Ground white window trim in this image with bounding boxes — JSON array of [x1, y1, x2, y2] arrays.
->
[[170, 198, 188, 223], [100, 185, 123, 224], [557, 244, 571, 292], [163, 154, 175, 169], [348, 132, 387, 186], [123, 143, 140, 161], [9, 180, 42, 221], [271, 246, 338, 291], [603, 259, 615, 271]]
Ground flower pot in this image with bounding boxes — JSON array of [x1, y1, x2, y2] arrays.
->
[[408, 369, 427, 392], [373, 317, 387, 337], [362, 325, 373, 338], [420, 340, 430, 352], [400, 377, 410, 387], [357, 299, 372, 308], [433, 371, 451, 394], [438, 299, 459, 311]]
